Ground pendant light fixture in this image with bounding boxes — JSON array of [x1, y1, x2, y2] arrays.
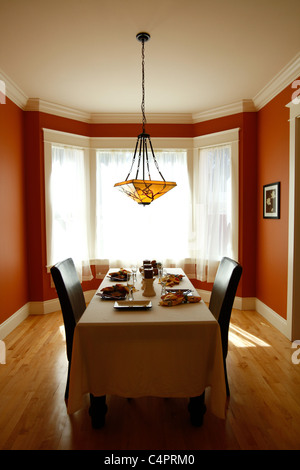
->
[[114, 32, 177, 206]]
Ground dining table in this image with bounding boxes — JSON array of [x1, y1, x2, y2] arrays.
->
[[67, 268, 227, 425]]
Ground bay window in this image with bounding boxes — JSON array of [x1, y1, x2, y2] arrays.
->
[[44, 128, 239, 282]]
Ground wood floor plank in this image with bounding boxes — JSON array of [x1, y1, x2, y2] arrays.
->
[[0, 307, 300, 450]]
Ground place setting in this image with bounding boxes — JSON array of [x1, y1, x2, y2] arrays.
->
[[97, 259, 202, 309]]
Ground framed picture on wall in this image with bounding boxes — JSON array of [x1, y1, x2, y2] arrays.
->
[[263, 182, 280, 219]]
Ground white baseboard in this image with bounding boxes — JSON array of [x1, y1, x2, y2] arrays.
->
[[0, 290, 289, 340], [255, 298, 289, 339], [197, 289, 256, 311], [0, 303, 30, 340], [29, 289, 96, 315], [198, 290, 289, 338], [0, 290, 97, 339]]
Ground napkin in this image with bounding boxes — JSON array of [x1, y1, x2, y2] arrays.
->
[[0, 340, 6, 364]]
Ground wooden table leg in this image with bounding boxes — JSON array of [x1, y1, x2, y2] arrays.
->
[[188, 392, 206, 426], [89, 394, 107, 428]]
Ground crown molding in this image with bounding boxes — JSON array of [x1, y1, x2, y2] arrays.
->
[[253, 52, 300, 110], [192, 99, 256, 123], [26, 98, 253, 124], [25, 98, 91, 122], [89, 112, 194, 124], [0, 67, 28, 109], [26, 99, 193, 124], [2, 52, 300, 121]]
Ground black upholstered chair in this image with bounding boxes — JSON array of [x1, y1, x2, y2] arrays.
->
[[51, 258, 107, 428], [189, 257, 242, 426], [209, 257, 243, 396]]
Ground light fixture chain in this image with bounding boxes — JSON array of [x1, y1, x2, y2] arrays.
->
[[114, 32, 176, 205], [141, 38, 146, 133]]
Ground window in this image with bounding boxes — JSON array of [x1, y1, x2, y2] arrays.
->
[[46, 145, 92, 281], [192, 129, 239, 282], [95, 150, 192, 268], [44, 129, 239, 282]]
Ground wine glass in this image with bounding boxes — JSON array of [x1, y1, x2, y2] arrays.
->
[[158, 268, 167, 296], [131, 265, 137, 282], [127, 272, 135, 301]]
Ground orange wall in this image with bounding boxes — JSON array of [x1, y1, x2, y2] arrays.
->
[[256, 81, 297, 319], [0, 98, 28, 324]]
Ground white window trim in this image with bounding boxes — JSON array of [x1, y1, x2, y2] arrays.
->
[[43, 128, 239, 271], [193, 128, 240, 262]]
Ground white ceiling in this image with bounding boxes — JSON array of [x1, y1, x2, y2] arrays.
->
[[0, 0, 300, 116]]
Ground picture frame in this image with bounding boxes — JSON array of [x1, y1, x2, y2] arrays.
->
[[263, 182, 280, 219]]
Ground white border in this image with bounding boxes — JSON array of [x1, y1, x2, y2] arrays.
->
[[286, 99, 300, 340]]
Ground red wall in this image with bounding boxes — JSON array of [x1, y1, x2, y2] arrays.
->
[[256, 81, 296, 319], [0, 98, 28, 324]]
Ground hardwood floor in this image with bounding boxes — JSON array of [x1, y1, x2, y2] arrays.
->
[[0, 306, 300, 450]]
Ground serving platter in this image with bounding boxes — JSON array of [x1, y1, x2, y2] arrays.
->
[[114, 300, 152, 310]]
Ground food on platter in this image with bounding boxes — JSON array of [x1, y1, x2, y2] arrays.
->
[[98, 283, 134, 300], [160, 274, 184, 287], [108, 269, 130, 281], [159, 293, 185, 306], [159, 292, 201, 307], [185, 296, 202, 303]]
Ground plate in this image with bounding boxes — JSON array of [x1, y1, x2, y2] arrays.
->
[[167, 273, 185, 277], [166, 288, 193, 295], [97, 293, 126, 300], [107, 274, 128, 281], [107, 269, 130, 282], [114, 300, 152, 310]]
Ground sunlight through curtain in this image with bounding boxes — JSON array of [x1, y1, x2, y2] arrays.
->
[[49, 146, 93, 281], [193, 145, 233, 282], [95, 150, 192, 270], [45, 136, 237, 284]]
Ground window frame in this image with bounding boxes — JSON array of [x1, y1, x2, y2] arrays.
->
[[193, 128, 239, 262], [43, 128, 239, 274]]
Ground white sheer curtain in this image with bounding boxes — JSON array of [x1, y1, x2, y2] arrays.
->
[[95, 150, 192, 269], [49, 145, 93, 281], [45, 135, 238, 284], [193, 145, 233, 282]]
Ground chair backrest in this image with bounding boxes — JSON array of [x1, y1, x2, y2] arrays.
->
[[50, 258, 86, 361], [209, 257, 242, 358]]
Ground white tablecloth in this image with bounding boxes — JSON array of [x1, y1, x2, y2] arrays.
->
[[67, 269, 226, 419]]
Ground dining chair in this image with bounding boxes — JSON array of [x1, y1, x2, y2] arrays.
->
[[209, 256, 243, 396], [50, 258, 107, 428]]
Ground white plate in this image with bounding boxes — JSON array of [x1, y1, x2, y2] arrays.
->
[[114, 300, 152, 310]]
